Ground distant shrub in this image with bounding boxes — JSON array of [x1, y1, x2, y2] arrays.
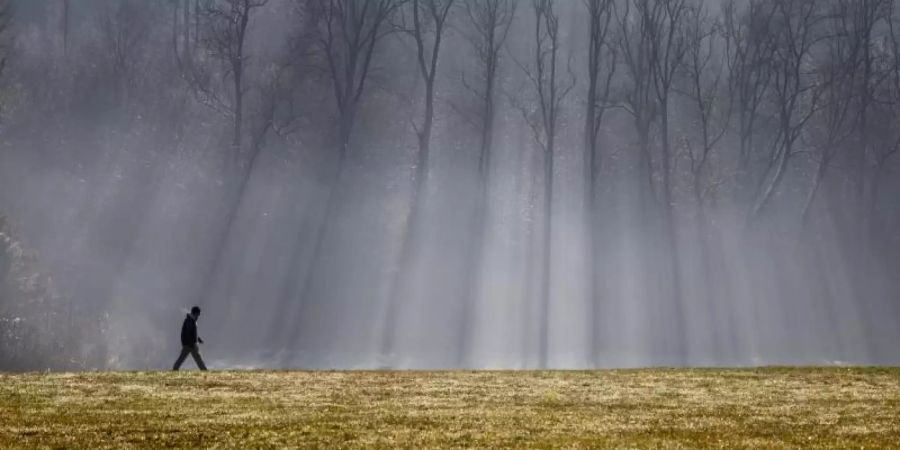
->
[[0, 213, 106, 371]]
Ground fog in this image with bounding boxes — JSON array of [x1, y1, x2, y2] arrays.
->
[[0, 0, 898, 370]]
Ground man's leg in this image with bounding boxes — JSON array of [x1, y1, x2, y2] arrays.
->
[[190, 346, 208, 371], [172, 346, 191, 371]]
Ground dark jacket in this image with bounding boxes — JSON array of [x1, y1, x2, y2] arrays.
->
[[180, 314, 199, 347]]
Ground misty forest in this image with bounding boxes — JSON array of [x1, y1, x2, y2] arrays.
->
[[1, 0, 899, 371]]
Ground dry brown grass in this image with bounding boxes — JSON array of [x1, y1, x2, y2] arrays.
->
[[1, 368, 899, 448]]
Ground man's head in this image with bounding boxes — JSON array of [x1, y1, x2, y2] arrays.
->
[[190, 306, 201, 319]]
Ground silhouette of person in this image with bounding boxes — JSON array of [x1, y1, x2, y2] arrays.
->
[[172, 306, 207, 371]]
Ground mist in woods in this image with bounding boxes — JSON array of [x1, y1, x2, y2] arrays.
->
[[1, 0, 899, 370]]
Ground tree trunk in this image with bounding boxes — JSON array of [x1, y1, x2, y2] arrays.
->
[[538, 144, 553, 369], [62, 0, 69, 55], [183, 0, 191, 56], [458, 65, 496, 365], [382, 1, 450, 361], [584, 53, 599, 366], [801, 156, 828, 225], [233, 69, 243, 166], [172, 1, 179, 60], [380, 120, 431, 358], [194, 133, 268, 328], [195, 0, 201, 49], [280, 136, 351, 348], [750, 139, 790, 221], [660, 100, 685, 364]]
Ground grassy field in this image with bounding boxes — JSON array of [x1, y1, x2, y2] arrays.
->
[[1, 368, 899, 448]]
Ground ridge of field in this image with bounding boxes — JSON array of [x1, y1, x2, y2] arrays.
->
[[1, 368, 898, 448]]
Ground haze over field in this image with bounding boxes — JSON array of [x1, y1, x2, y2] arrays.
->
[[1, 0, 899, 370]]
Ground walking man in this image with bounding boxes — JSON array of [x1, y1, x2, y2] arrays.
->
[[172, 306, 207, 371]]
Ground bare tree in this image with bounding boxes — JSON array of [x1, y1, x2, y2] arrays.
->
[[99, 1, 153, 107], [183, 0, 271, 322], [869, 1, 900, 237], [614, 0, 667, 204], [62, 0, 70, 55], [454, 0, 516, 364], [184, 0, 192, 56], [190, 0, 269, 168], [582, 0, 616, 362], [172, 0, 181, 62], [584, 0, 616, 182], [678, 3, 731, 359], [382, 0, 455, 359], [799, 0, 870, 224], [511, 0, 575, 368], [680, 4, 729, 220], [316, 0, 402, 160], [649, 2, 692, 354], [196, 0, 202, 47], [723, 0, 777, 205], [748, 0, 825, 221], [460, 0, 516, 179], [616, 0, 692, 361], [851, 0, 895, 240], [648, 0, 690, 236], [173, 0, 203, 66], [279, 0, 402, 347], [0, 0, 11, 88]]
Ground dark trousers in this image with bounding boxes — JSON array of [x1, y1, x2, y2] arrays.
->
[[173, 345, 207, 371]]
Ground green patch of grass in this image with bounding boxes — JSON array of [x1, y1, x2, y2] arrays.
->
[[0, 368, 898, 448]]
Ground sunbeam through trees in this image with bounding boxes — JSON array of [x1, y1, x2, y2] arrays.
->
[[1, 0, 899, 370]]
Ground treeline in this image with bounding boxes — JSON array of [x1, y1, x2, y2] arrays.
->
[[0, 214, 107, 369], [1, 0, 899, 368]]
